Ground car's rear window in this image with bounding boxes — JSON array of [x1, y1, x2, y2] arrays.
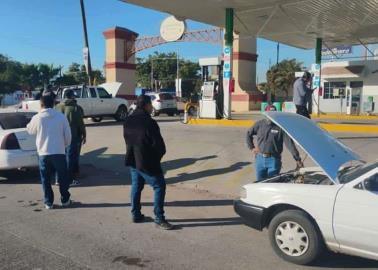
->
[[159, 93, 174, 100], [0, 113, 35, 130]]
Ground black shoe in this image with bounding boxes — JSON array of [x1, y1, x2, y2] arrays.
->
[[155, 220, 174, 230], [132, 214, 145, 223]]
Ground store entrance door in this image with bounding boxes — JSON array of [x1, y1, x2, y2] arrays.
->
[[346, 88, 362, 115]]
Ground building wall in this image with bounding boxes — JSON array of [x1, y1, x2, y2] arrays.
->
[[315, 59, 378, 114]]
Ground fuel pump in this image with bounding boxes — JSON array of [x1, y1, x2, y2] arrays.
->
[[198, 57, 223, 119]]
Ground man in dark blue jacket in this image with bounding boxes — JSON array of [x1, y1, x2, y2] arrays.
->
[[123, 95, 173, 230]]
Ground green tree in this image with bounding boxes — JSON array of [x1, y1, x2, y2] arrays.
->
[[20, 64, 40, 91], [266, 59, 303, 99], [136, 52, 200, 97], [38, 63, 60, 87], [64, 62, 104, 85], [0, 54, 22, 94]]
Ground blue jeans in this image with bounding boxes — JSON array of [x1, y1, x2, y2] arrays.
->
[[66, 137, 81, 183], [130, 168, 166, 223], [39, 155, 70, 206], [255, 154, 282, 182]]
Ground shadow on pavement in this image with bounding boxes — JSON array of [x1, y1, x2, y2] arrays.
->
[[66, 199, 233, 209], [0, 169, 40, 184], [85, 121, 122, 128], [312, 252, 378, 269], [162, 155, 217, 172], [0, 147, 242, 187], [166, 161, 251, 184], [169, 217, 242, 228]]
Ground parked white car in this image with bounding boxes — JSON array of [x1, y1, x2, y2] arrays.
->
[[0, 112, 38, 170], [129, 92, 178, 117], [21, 86, 130, 122], [234, 112, 378, 265]]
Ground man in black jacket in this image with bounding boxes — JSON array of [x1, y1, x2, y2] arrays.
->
[[123, 95, 173, 230]]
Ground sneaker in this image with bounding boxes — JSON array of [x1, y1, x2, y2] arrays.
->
[[70, 180, 80, 187], [132, 214, 145, 223], [61, 199, 72, 207], [155, 220, 174, 230], [45, 204, 54, 210]]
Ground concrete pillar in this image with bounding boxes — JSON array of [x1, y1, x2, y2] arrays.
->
[[231, 34, 263, 112], [103, 27, 138, 99]]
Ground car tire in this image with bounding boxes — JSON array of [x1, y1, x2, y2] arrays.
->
[[115, 105, 128, 122], [91, 117, 103, 123], [268, 210, 323, 265], [167, 112, 175, 117], [151, 109, 159, 117], [188, 106, 196, 116]]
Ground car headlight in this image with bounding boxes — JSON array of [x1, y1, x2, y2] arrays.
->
[[240, 187, 247, 199]]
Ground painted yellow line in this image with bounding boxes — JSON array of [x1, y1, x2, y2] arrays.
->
[[188, 118, 378, 133], [319, 123, 378, 134], [312, 114, 378, 120], [188, 118, 253, 127]]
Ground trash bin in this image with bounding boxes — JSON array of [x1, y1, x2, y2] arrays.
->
[[261, 102, 268, 112], [273, 102, 282, 111]]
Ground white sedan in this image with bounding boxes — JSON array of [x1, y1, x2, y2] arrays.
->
[[0, 112, 38, 170], [234, 112, 378, 265]]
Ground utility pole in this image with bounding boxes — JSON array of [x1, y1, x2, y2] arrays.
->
[[79, 0, 93, 85], [276, 42, 280, 64], [176, 50, 180, 97], [151, 59, 154, 91]]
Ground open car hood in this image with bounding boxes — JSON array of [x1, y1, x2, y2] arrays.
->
[[265, 112, 361, 184]]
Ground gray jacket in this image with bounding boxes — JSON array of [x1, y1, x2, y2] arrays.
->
[[246, 119, 301, 161], [293, 78, 312, 106]]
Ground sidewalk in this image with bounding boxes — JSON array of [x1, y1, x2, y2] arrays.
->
[[188, 111, 378, 133]]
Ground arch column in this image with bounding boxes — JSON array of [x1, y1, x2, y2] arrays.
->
[[231, 34, 263, 112], [103, 27, 139, 99]]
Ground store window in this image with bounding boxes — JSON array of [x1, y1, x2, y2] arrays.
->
[[323, 81, 346, 99]]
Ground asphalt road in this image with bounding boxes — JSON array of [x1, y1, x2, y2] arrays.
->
[[1, 117, 378, 270]]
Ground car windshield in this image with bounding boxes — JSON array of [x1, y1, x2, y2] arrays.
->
[[338, 162, 377, 183], [159, 93, 173, 100], [0, 112, 35, 130], [63, 88, 82, 98]]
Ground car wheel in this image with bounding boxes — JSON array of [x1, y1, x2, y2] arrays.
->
[[269, 210, 323, 265], [115, 106, 128, 122], [188, 106, 196, 116], [167, 112, 175, 117], [151, 109, 159, 117], [91, 117, 103, 123]]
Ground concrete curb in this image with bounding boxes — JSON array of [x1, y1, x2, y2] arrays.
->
[[311, 114, 378, 120], [187, 118, 378, 133]]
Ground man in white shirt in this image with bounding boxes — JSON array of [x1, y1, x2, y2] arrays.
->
[[27, 95, 72, 209]]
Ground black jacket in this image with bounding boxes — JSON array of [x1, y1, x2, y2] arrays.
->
[[123, 109, 166, 175]]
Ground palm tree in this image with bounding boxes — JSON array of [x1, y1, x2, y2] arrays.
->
[[38, 64, 60, 88]]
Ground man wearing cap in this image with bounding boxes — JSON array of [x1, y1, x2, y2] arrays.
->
[[293, 71, 313, 119], [56, 89, 86, 186], [246, 106, 304, 182], [123, 95, 173, 230]]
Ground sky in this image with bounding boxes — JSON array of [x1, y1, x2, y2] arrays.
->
[[0, 0, 376, 82]]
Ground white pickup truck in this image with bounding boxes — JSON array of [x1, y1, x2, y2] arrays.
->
[[21, 86, 130, 122]]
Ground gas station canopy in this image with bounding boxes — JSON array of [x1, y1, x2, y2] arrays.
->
[[121, 0, 378, 49]]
